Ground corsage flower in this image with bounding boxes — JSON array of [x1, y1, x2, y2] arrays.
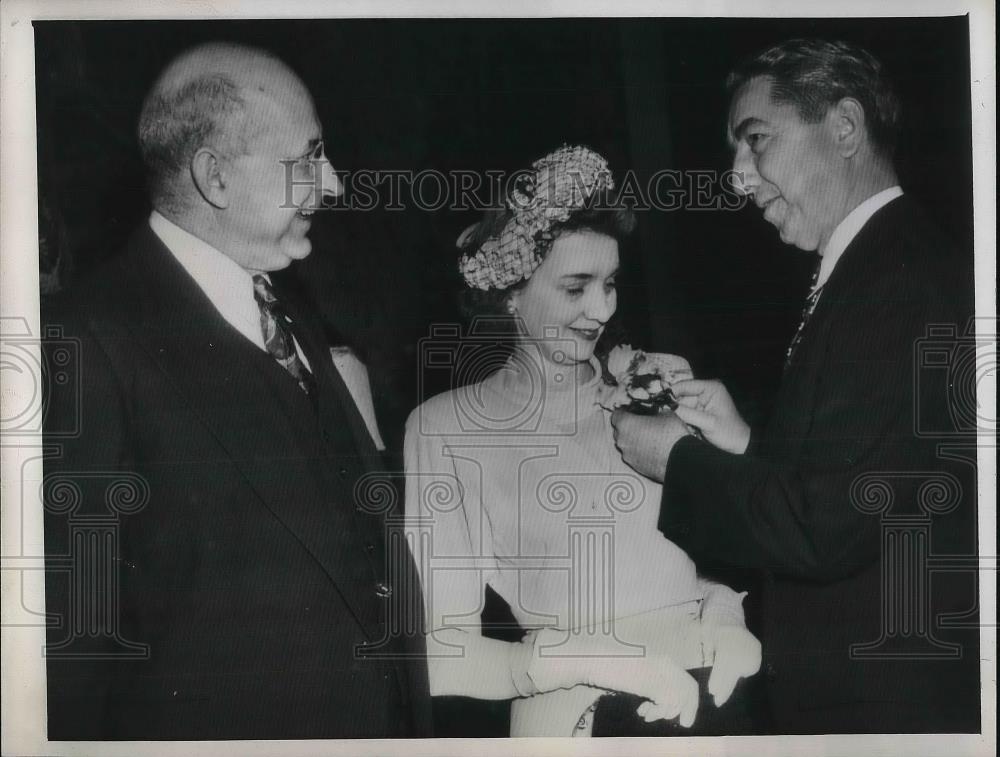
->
[[597, 344, 694, 414]]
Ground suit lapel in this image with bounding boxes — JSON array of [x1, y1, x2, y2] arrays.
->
[[807, 196, 908, 338], [118, 226, 381, 635], [275, 281, 390, 574], [781, 196, 909, 378], [769, 197, 909, 450], [276, 288, 384, 472]]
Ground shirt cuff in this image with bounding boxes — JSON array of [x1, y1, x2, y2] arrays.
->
[[511, 632, 541, 698]]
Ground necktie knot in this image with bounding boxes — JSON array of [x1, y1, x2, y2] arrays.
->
[[252, 274, 278, 309]]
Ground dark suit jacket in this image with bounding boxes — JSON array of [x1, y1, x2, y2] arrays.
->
[[42, 223, 431, 739], [660, 196, 979, 733]]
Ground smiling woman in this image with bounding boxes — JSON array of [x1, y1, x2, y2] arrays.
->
[[458, 149, 635, 359], [403, 145, 762, 737]]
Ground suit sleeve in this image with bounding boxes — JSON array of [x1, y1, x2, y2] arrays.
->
[[660, 294, 944, 583]]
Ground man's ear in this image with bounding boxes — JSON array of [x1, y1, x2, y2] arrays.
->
[[190, 147, 229, 209], [830, 97, 865, 158]]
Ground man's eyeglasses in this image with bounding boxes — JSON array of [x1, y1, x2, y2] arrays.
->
[[296, 140, 326, 164], [284, 140, 326, 180]]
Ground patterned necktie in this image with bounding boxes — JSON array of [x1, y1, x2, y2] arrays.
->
[[784, 263, 824, 370], [252, 274, 316, 396]]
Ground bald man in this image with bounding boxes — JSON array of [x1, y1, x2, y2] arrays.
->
[[43, 43, 431, 739]]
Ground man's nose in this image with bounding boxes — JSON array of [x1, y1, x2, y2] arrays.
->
[[320, 158, 343, 199], [730, 144, 759, 198]]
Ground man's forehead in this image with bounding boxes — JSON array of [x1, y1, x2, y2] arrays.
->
[[727, 75, 806, 144], [243, 93, 321, 153], [728, 76, 778, 125]]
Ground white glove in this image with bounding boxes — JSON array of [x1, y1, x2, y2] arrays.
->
[[699, 584, 761, 706], [525, 616, 702, 728]]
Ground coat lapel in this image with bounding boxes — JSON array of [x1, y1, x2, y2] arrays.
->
[[275, 287, 384, 474], [117, 226, 381, 635], [804, 196, 908, 344], [275, 282, 394, 592]]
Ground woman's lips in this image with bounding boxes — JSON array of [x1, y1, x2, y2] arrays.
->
[[569, 327, 600, 341]]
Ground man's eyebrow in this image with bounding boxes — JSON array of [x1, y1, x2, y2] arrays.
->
[[731, 117, 765, 144]]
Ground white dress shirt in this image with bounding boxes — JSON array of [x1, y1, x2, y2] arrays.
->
[[814, 185, 904, 293], [149, 211, 385, 450]]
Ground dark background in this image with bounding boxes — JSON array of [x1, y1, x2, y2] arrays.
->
[[35, 16, 974, 736]]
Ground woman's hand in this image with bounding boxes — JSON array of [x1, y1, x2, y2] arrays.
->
[[698, 581, 761, 706], [589, 651, 701, 726], [526, 626, 701, 727], [703, 622, 762, 706]]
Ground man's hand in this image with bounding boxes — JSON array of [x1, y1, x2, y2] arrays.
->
[[610, 409, 691, 483], [671, 379, 751, 455]]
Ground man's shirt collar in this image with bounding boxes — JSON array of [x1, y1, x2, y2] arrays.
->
[[149, 210, 268, 352], [815, 185, 903, 292]]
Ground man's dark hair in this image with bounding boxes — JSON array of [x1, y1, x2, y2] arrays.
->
[[726, 38, 902, 157]]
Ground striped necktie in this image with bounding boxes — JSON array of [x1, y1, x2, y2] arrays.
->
[[252, 274, 316, 396], [784, 264, 824, 370]]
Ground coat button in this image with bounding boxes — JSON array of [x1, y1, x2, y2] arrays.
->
[[765, 663, 778, 681], [375, 581, 392, 598], [339, 468, 348, 479], [365, 543, 376, 554]]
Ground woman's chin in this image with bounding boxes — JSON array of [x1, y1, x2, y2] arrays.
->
[[567, 334, 600, 361]]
